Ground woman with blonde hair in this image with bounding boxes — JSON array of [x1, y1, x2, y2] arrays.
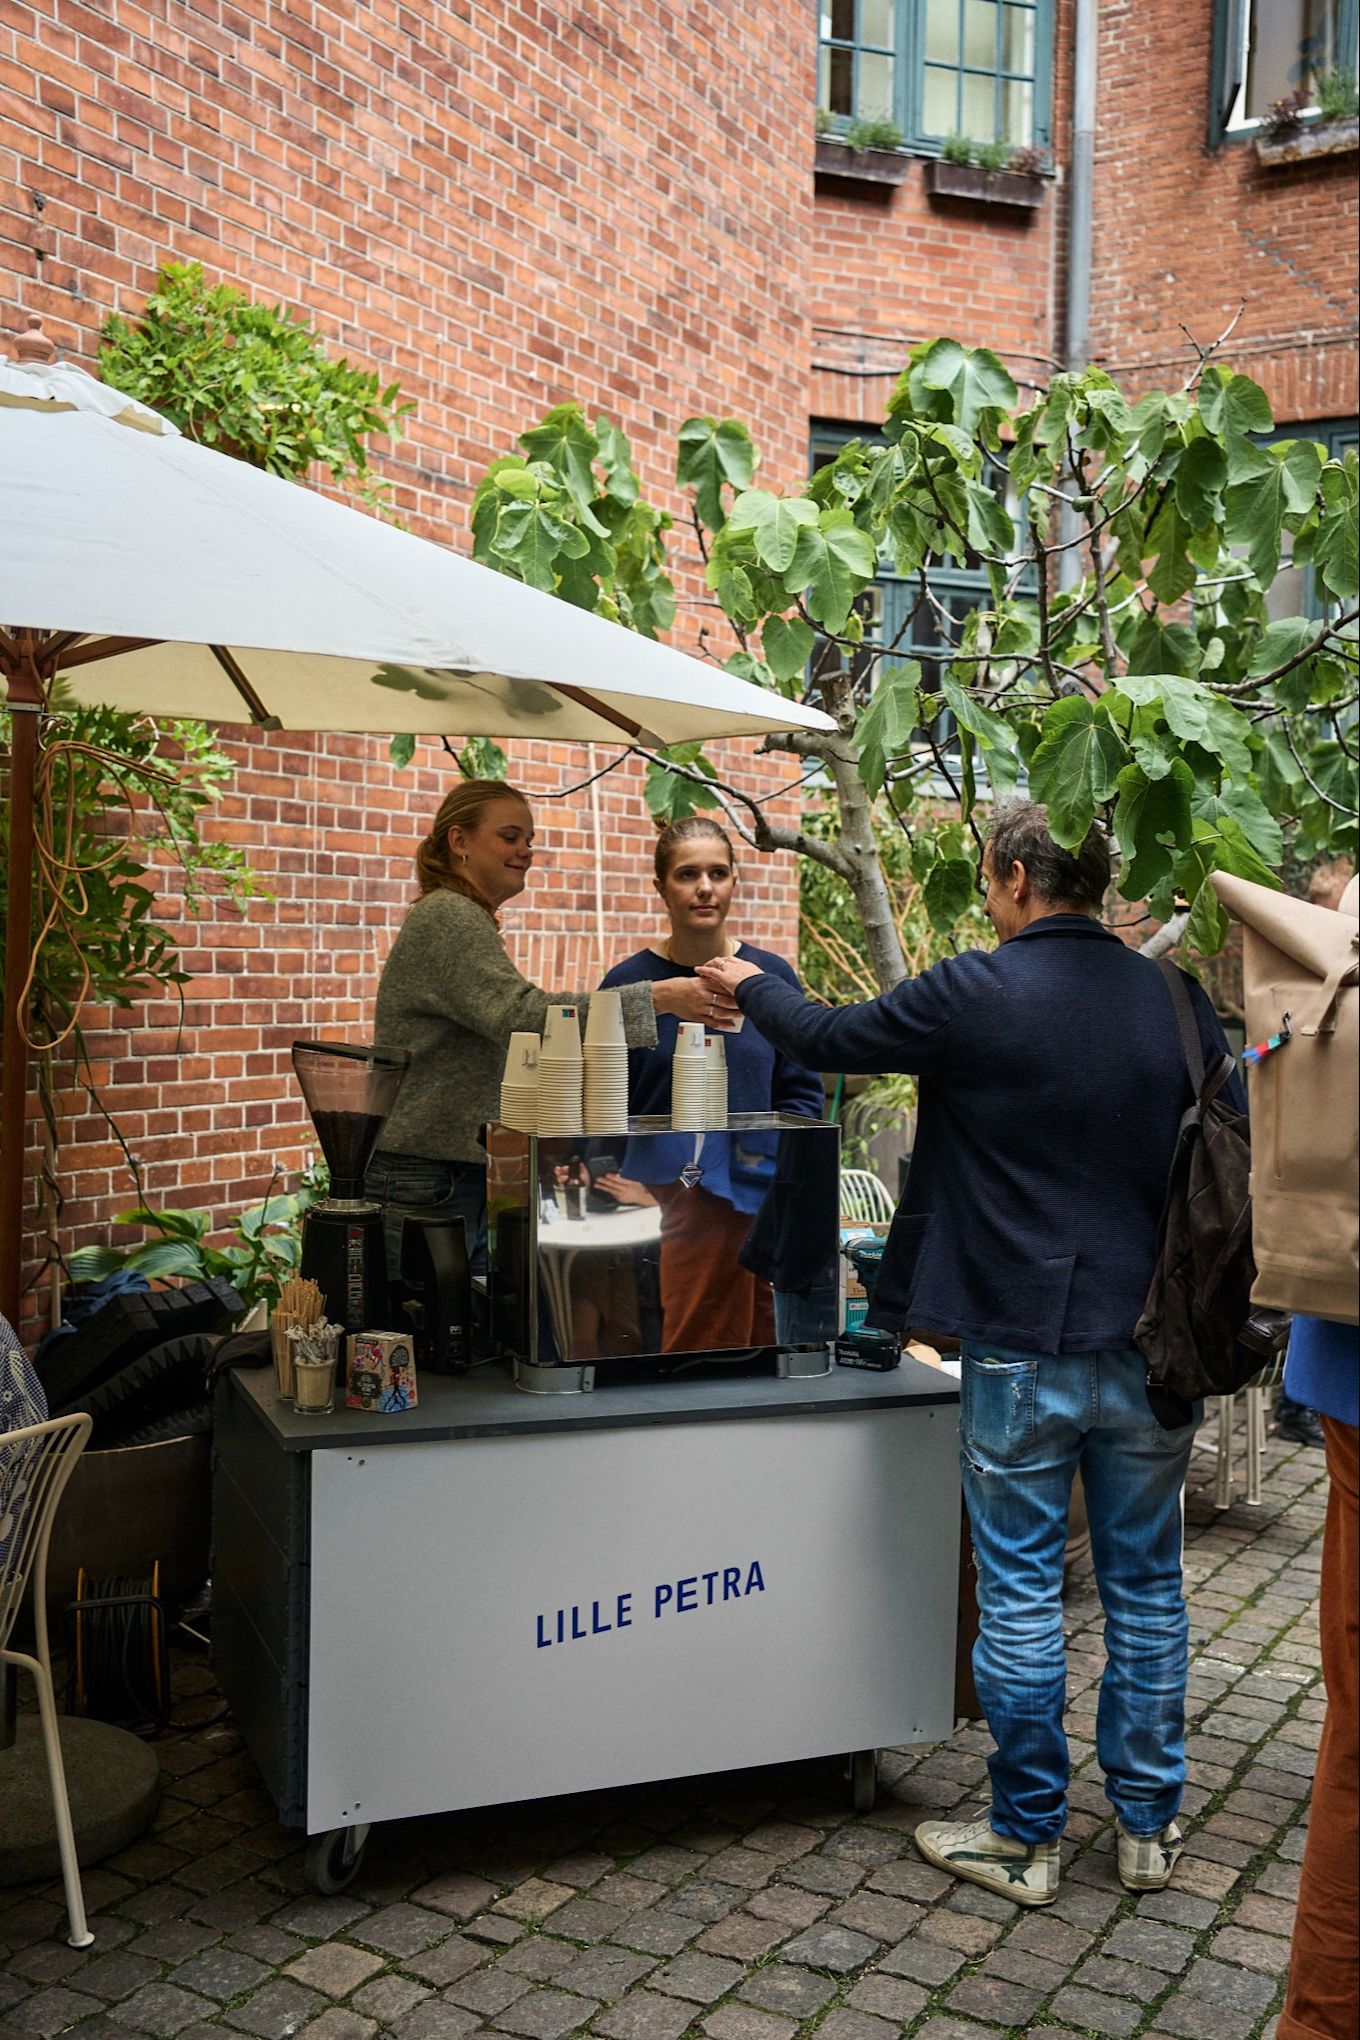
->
[[367, 780, 737, 1273]]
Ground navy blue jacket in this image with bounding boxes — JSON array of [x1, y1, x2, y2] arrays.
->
[[738, 916, 1245, 1355]]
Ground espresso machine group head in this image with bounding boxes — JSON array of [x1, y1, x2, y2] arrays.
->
[[291, 1040, 410, 1331]]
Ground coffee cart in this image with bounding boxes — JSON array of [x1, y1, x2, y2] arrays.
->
[[212, 1117, 962, 1892]]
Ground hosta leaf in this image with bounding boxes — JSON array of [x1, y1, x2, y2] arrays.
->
[[1028, 696, 1128, 847], [126, 1239, 210, 1281]]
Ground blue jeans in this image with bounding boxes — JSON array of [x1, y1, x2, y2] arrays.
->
[[960, 1343, 1198, 1845], [364, 1151, 488, 1280]]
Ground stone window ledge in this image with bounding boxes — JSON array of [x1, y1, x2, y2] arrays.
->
[[1253, 116, 1359, 167]]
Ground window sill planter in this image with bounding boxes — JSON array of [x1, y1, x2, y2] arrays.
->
[[815, 137, 912, 188], [1253, 115, 1359, 167], [923, 158, 1046, 209]]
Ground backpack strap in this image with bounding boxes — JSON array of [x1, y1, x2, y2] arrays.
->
[[1156, 957, 1207, 1094]]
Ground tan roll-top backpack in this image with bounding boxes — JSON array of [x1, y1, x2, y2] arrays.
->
[[1211, 870, 1359, 1324]]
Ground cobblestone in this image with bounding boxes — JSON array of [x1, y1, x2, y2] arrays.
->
[[0, 1416, 1325, 2040]]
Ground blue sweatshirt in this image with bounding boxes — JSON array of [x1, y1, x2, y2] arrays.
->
[[599, 944, 825, 1215]]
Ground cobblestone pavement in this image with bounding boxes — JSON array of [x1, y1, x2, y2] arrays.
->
[[1, 1412, 1328, 2040]]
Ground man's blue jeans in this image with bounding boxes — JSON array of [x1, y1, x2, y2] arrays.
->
[[960, 1343, 1198, 1845]]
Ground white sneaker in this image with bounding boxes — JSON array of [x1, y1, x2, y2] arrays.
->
[[914, 1814, 1060, 1907], [1116, 1819, 1184, 1891]]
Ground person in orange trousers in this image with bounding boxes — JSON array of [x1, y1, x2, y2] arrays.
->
[[1278, 1318, 1358, 2040]]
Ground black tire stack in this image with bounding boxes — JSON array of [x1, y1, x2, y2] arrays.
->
[[40, 1280, 246, 1445]]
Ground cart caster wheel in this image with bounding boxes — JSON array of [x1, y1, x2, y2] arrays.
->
[[849, 1749, 877, 1814], [304, 1824, 369, 1894]]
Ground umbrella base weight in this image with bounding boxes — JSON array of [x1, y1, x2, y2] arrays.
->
[[0, 1716, 160, 1884]]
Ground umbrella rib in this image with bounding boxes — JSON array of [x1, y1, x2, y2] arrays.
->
[[210, 645, 281, 727], [57, 635, 161, 670], [552, 685, 659, 746]]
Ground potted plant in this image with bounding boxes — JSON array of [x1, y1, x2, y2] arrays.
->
[[815, 113, 912, 187], [1254, 67, 1359, 164], [924, 135, 1048, 209]]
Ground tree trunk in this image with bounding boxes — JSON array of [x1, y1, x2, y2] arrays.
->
[[825, 740, 909, 992]]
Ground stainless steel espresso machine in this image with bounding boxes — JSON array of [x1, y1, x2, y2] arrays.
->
[[486, 1114, 842, 1393]]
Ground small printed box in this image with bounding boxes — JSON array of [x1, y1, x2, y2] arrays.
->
[[346, 1331, 418, 1413]]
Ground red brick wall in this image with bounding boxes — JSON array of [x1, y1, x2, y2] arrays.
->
[[1, 0, 817, 1336], [807, 0, 1073, 429], [1089, 0, 1358, 424]]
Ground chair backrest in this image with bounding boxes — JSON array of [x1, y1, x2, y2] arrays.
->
[[840, 1169, 896, 1224], [0, 1413, 91, 1655]]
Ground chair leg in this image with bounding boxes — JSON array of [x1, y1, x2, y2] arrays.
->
[[1215, 1393, 1235, 1510], [8, 1649, 94, 1948], [1245, 1383, 1264, 1507]]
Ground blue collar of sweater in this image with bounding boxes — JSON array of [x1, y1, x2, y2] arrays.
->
[[1006, 913, 1121, 944]]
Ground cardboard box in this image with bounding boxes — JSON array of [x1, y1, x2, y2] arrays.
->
[[346, 1331, 418, 1413]]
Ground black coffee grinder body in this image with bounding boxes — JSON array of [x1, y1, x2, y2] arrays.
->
[[291, 1041, 411, 1334]]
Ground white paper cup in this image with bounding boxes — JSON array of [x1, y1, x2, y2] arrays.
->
[[543, 1004, 583, 1059], [676, 1021, 707, 1057], [504, 1031, 541, 1081], [584, 988, 625, 1047]]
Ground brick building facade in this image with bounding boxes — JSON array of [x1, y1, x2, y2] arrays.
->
[[2, 0, 1357, 1333]]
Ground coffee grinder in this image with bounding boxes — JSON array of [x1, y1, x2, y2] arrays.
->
[[291, 1040, 410, 1332]]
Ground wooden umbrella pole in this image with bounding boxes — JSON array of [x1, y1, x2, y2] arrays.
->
[[0, 643, 46, 1330]]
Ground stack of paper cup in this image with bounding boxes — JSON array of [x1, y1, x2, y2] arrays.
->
[[705, 1032, 728, 1129], [537, 1003, 584, 1135], [583, 989, 629, 1133], [671, 1020, 709, 1130], [499, 1032, 541, 1131]]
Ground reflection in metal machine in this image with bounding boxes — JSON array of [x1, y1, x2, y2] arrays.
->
[[486, 1116, 841, 1389]]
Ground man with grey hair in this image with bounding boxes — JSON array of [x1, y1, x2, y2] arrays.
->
[[701, 797, 1242, 1908]]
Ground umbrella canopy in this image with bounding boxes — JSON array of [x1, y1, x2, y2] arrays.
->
[[0, 327, 834, 1323], [0, 350, 835, 748]]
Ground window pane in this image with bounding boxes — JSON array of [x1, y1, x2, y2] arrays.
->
[[1246, 0, 1342, 117], [1002, 76, 1033, 142], [925, 0, 958, 61], [857, 49, 895, 117], [828, 43, 854, 113], [1001, 4, 1035, 74], [818, 44, 831, 107], [829, 0, 857, 40], [922, 64, 958, 132], [820, 2, 835, 37], [962, 68, 997, 136], [861, 0, 895, 48], [964, 0, 998, 67]]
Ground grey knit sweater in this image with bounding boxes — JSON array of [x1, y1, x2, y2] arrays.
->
[[373, 889, 657, 1164]]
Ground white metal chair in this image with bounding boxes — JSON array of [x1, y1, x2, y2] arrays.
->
[[840, 1170, 896, 1224], [0, 1412, 95, 1947], [1211, 1355, 1285, 1510]]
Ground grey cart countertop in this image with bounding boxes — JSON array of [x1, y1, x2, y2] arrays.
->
[[229, 1354, 958, 1452]]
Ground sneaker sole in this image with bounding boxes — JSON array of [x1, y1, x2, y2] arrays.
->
[[913, 1831, 1059, 1907]]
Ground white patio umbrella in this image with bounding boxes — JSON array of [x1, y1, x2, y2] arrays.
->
[[0, 319, 834, 1320]]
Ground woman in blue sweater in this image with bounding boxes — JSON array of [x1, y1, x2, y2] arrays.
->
[[598, 817, 824, 1351]]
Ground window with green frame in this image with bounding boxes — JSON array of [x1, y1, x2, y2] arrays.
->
[[818, 0, 1054, 151], [1212, 0, 1359, 136]]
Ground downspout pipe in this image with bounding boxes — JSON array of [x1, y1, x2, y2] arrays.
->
[[1059, 0, 1098, 589]]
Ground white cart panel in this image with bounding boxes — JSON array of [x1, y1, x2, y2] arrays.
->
[[306, 1403, 958, 1831]]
